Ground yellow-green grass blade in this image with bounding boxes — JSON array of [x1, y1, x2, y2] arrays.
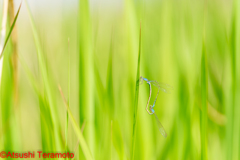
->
[[226, 1, 236, 159], [93, 56, 105, 159], [59, 86, 93, 160], [65, 38, 70, 159], [178, 74, 192, 160], [0, 1, 22, 151], [102, 34, 116, 159], [235, 0, 240, 157], [131, 24, 141, 160], [79, 0, 95, 157], [106, 33, 114, 118], [18, 55, 56, 152], [200, 39, 208, 160], [112, 120, 124, 159], [0, 35, 14, 151], [227, 0, 240, 158], [24, 0, 63, 151], [0, 1, 22, 59]]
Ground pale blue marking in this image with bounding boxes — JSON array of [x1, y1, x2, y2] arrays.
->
[[151, 108, 155, 113]]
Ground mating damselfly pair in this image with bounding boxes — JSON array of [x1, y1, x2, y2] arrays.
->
[[139, 76, 173, 138]]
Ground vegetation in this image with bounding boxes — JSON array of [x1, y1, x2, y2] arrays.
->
[[0, 0, 239, 159]]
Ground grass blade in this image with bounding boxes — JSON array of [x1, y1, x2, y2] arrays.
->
[[227, 0, 240, 158], [79, 0, 94, 156], [24, 0, 63, 151], [235, 0, 240, 157], [131, 24, 141, 160], [0, 0, 22, 151], [0, 1, 22, 59], [59, 85, 93, 160], [19, 56, 55, 152], [0, 0, 9, 85], [112, 120, 124, 159], [200, 39, 208, 160], [65, 38, 70, 158], [106, 32, 114, 117]]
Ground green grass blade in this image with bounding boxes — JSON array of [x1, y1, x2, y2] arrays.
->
[[200, 39, 208, 160], [112, 120, 124, 159], [228, 0, 240, 158], [24, 0, 63, 151], [19, 54, 56, 153], [79, 0, 94, 156], [59, 86, 93, 160], [106, 33, 114, 118], [131, 24, 141, 160], [226, 1, 237, 159], [0, 33, 14, 151], [65, 38, 70, 158], [235, 0, 240, 157], [0, 1, 22, 59], [0, 1, 23, 151]]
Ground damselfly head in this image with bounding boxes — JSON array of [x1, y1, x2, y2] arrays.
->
[[138, 76, 143, 85], [149, 105, 154, 114]]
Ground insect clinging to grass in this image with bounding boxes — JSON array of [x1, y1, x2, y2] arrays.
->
[[139, 76, 173, 138]]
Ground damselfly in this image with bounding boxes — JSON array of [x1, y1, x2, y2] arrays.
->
[[139, 76, 172, 138]]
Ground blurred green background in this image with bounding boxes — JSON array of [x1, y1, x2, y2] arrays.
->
[[0, 0, 240, 159]]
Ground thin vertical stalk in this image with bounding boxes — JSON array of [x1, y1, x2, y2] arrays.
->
[[0, 0, 9, 83], [0, 0, 9, 150], [59, 86, 93, 160], [131, 24, 141, 160], [201, 40, 208, 160], [79, 0, 94, 157], [8, 0, 18, 106], [106, 33, 114, 118], [230, 0, 240, 159], [227, 0, 237, 159], [200, 1, 208, 159], [65, 38, 70, 159], [235, 0, 240, 157], [0, 0, 21, 151], [25, 0, 63, 151]]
